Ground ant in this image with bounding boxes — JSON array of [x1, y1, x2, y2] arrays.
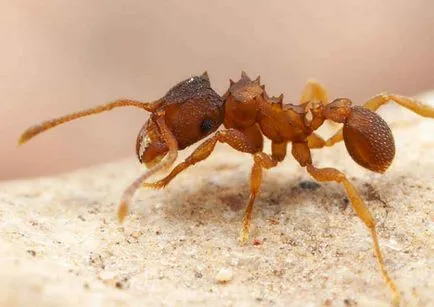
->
[[19, 71, 434, 306]]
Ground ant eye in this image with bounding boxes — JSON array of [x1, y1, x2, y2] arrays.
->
[[201, 119, 214, 134]]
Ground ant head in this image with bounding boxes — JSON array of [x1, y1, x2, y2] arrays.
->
[[136, 72, 225, 167], [343, 106, 395, 173], [136, 119, 168, 168]]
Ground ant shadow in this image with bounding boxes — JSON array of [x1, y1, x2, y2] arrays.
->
[[135, 167, 358, 230], [136, 163, 420, 234]]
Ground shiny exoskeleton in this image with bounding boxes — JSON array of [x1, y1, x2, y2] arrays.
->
[[20, 71, 434, 306]]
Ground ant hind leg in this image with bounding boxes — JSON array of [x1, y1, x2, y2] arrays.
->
[[363, 93, 434, 117], [305, 164, 400, 306], [316, 93, 434, 149], [292, 137, 400, 304], [306, 132, 344, 148]]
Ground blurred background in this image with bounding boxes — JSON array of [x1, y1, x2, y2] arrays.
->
[[1, 0, 433, 180]]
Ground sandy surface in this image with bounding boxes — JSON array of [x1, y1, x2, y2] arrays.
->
[[1, 103, 433, 307]]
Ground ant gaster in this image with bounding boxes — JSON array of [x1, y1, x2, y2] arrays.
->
[[19, 71, 434, 306]]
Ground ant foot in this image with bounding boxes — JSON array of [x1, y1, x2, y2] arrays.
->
[[238, 229, 250, 246]]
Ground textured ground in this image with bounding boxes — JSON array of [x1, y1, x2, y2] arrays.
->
[[1, 100, 433, 307]]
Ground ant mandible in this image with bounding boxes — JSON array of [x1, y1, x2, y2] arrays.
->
[[19, 71, 434, 306]]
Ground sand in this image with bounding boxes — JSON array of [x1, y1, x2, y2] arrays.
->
[[1, 101, 433, 307]]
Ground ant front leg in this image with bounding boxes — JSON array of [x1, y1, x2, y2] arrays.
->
[[143, 128, 262, 189], [143, 128, 277, 244], [118, 112, 178, 222]]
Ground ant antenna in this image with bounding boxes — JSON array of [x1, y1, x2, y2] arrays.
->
[[117, 114, 178, 223], [19, 99, 162, 145]]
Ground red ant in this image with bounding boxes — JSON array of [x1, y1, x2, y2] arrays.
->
[[19, 71, 434, 305]]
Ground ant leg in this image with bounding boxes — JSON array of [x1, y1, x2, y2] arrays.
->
[[143, 128, 261, 189], [142, 128, 276, 244], [324, 129, 344, 146], [305, 164, 400, 306], [117, 113, 177, 222], [310, 129, 344, 147], [271, 141, 288, 161], [19, 99, 162, 144], [320, 93, 434, 148], [363, 93, 434, 117], [307, 132, 343, 148], [239, 152, 277, 244], [300, 80, 343, 135], [306, 133, 326, 149], [290, 143, 399, 305], [300, 80, 329, 104]]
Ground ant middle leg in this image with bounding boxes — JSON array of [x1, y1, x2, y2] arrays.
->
[[300, 80, 329, 104], [239, 152, 277, 245], [271, 141, 288, 162]]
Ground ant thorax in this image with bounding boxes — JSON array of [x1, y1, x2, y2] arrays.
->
[[224, 72, 313, 143]]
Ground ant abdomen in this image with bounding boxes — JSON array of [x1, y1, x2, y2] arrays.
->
[[343, 106, 395, 173]]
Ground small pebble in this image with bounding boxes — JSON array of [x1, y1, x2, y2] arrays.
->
[[26, 249, 36, 257], [230, 258, 239, 266], [253, 239, 262, 246], [99, 271, 116, 281], [99, 271, 117, 287], [216, 267, 233, 283], [131, 231, 142, 239], [154, 202, 164, 209]]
